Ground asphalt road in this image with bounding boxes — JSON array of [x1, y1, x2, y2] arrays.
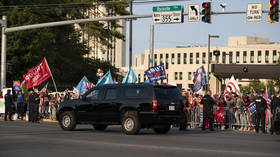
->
[[0, 120, 279, 157]]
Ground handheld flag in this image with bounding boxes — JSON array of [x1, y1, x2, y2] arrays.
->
[[224, 75, 240, 95], [144, 64, 166, 82], [96, 71, 113, 86], [39, 82, 48, 95], [192, 66, 207, 92], [23, 58, 52, 89], [13, 81, 21, 91], [74, 76, 95, 95], [122, 68, 138, 83]]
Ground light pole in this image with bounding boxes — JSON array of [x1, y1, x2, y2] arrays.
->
[[207, 34, 219, 90]]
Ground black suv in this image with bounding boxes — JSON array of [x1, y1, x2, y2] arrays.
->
[[57, 84, 185, 134]]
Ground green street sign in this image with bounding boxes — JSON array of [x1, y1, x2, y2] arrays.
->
[[153, 5, 183, 12]]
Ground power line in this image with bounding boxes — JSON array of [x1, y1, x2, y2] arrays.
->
[[0, 0, 190, 11]]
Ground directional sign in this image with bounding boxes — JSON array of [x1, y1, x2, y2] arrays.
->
[[152, 5, 184, 24], [247, 3, 262, 22], [188, 4, 200, 22]]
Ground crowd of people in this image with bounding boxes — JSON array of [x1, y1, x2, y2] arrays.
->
[[1, 88, 78, 122], [180, 86, 280, 134], [1, 85, 280, 135]]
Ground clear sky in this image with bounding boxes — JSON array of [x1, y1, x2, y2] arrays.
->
[[125, 0, 280, 66]]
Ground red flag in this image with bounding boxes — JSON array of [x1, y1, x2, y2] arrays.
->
[[23, 58, 52, 89]]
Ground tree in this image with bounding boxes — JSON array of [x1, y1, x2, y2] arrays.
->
[[0, 0, 125, 90]]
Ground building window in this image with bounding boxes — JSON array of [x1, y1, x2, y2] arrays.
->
[[243, 51, 247, 63], [160, 54, 163, 65], [165, 54, 169, 69], [215, 54, 219, 63], [138, 74, 141, 83], [177, 53, 181, 64], [202, 52, 206, 64], [190, 53, 193, 64], [229, 51, 233, 63], [154, 54, 157, 66], [258, 50, 262, 63], [179, 72, 183, 80], [222, 52, 226, 64], [265, 50, 269, 63], [196, 53, 199, 64], [175, 72, 178, 80], [188, 72, 192, 80], [209, 52, 212, 63], [250, 51, 254, 63], [183, 53, 187, 64], [236, 51, 240, 63], [273, 50, 277, 63], [171, 53, 175, 64]]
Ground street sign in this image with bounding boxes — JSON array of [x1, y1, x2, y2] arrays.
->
[[246, 3, 262, 22], [188, 4, 200, 22], [152, 5, 184, 24]]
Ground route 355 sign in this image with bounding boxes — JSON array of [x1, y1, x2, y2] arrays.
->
[[152, 5, 184, 24]]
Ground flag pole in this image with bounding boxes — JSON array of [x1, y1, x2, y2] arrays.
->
[[44, 57, 58, 93]]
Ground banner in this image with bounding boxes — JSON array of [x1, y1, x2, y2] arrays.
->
[[144, 64, 166, 82], [96, 71, 113, 86], [224, 75, 240, 95], [23, 58, 52, 89], [13, 81, 21, 91], [73, 76, 95, 95]]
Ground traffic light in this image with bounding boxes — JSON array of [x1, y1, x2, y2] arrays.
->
[[201, 2, 211, 23], [268, 0, 279, 23]]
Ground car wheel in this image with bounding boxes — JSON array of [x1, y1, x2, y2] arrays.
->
[[93, 124, 108, 131], [59, 111, 76, 131], [153, 125, 171, 134], [121, 111, 140, 135]]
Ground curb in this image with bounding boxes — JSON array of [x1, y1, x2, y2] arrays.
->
[[42, 119, 58, 123]]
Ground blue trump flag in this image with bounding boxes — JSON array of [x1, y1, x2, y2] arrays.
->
[[192, 66, 207, 92], [144, 64, 166, 82], [96, 71, 113, 86], [74, 76, 92, 95], [122, 68, 138, 83]]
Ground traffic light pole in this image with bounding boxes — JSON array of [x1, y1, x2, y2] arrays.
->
[[149, 24, 154, 68], [1, 16, 7, 89], [129, 0, 133, 68]]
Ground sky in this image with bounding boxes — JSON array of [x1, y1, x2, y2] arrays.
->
[[125, 0, 280, 66]]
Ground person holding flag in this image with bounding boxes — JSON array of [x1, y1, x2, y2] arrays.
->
[[200, 90, 216, 131]]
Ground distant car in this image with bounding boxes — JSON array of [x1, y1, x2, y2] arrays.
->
[[56, 83, 185, 135]]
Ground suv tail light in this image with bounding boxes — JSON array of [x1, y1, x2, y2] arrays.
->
[[151, 99, 158, 112], [183, 99, 187, 111]]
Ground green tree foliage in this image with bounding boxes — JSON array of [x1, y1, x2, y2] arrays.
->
[[0, 0, 126, 90]]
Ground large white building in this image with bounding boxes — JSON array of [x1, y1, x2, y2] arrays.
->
[[133, 36, 280, 94], [76, 5, 126, 68]]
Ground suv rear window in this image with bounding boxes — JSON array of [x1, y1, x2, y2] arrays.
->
[[154, 87, 182, 99]]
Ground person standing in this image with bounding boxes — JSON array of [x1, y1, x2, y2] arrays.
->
[[28, 88, 40, 123], [200, 90, 216, 131], [255, 90, 267, 133], [271, 91, 280, 134], [4, 90, 14, 121], [16, 91, 24, 120]]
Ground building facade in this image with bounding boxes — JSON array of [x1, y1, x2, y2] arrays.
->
[[76, 5, 126, 68], [133, 36, 280, 94]]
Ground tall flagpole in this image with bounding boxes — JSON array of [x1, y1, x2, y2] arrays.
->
[[44, 57, 58, 92]]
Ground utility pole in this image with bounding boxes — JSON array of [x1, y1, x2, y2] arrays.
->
[[129, 0, 133, 68], [1, 16, 7, 89], [149, 24, 154, 68], [207, 34, 219, 90]]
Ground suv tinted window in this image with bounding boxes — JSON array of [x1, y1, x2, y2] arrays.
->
[[124, 87, 149, 98], [105, 88, 117, 100], [86, 89, 99, 100], [154, 87, 182, 99]]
